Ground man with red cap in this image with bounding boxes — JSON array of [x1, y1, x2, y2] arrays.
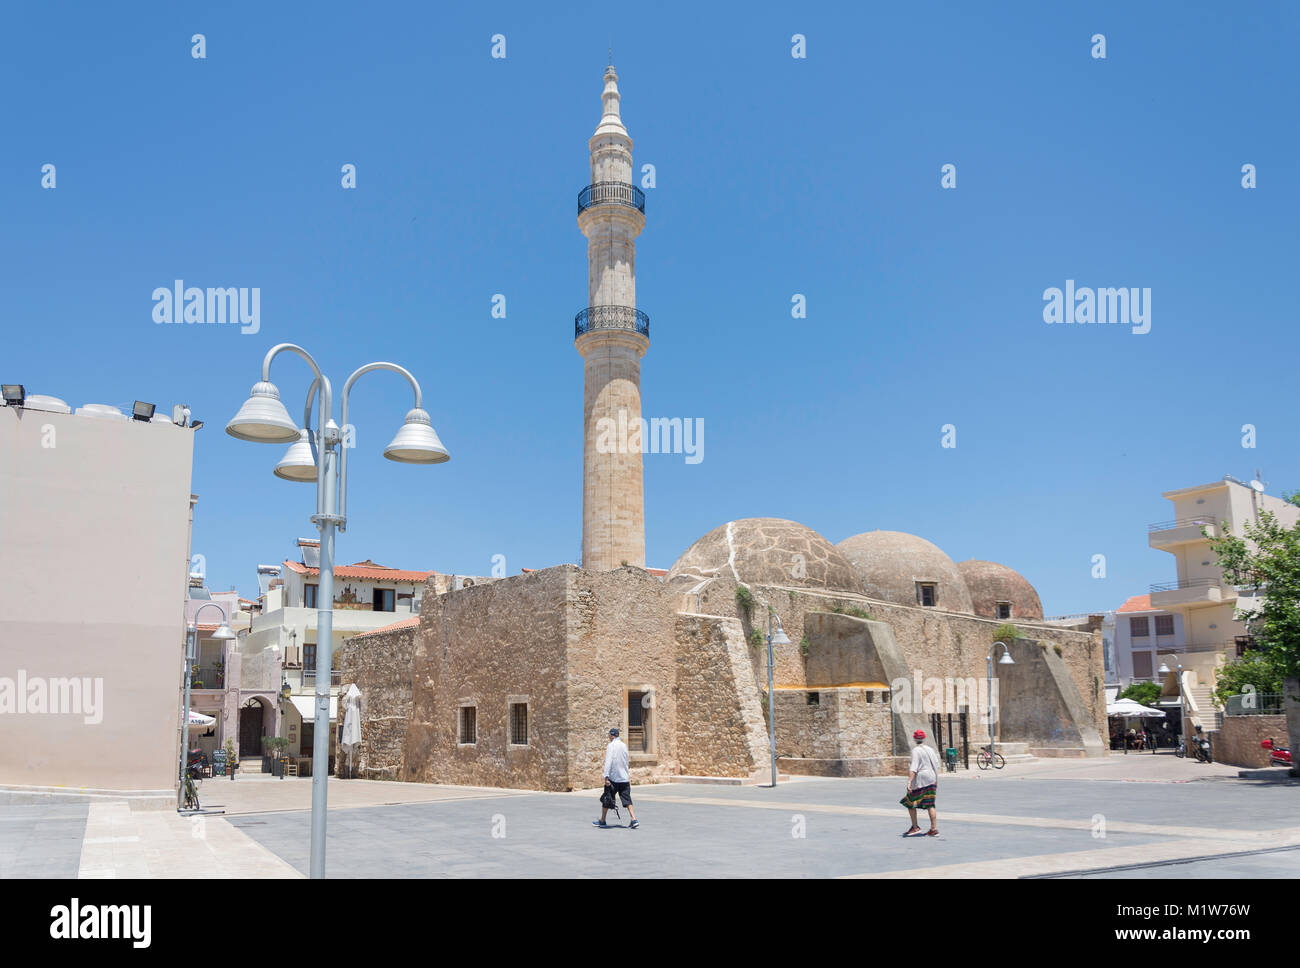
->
[[901, 728, 941, 836]]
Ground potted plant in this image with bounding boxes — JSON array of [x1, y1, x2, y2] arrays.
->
[[224, 737, 238, 780], [263, 736, 289, 777]]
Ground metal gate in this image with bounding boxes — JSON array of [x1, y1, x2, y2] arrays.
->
[[930, 712, 969, 770]]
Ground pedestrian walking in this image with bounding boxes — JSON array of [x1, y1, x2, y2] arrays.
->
[[593, 727, 638, 829], [901, 729, 941, 837]]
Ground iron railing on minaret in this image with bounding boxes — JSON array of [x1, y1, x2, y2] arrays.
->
[[577, 182, 645, 214], [575, 305, 649, 339]]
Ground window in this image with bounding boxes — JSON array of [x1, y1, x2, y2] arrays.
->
[[1129, 616, 1149, 638], [459, 706, 477, 745], [916, 583, 937, 607], [300, 722, 314, 755], [373, 588, 395, 612], [996, 601, 1012, 620], [304, 583, 318, 608], [509, 703, 528, 745], [1235, 635, 1256, 658], [1154, 615, 1174, 636], [627, 691, 650, 752], [1132, 652, 1153, 678], [806, 691, 820, 706], [303, 642, 316, 671]]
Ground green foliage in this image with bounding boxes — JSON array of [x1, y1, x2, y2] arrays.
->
[[830, 603, 873, 620], [1209, 508, 1300, 679], [992, 623, 1019, 644], [748, 628, 764, 649], [224, 737, 237, 764], [263, 736, 289, 757], [1212, 650, 1285, 707], [1118, 681, 1162, 706], [799, 634, 810, 658], [1053, 644, 1063, 657], [735, 585, 755, 620]]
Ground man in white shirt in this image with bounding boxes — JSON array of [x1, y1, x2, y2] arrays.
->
[[900, 728, 940, 837], [593, 727, 638, 829]]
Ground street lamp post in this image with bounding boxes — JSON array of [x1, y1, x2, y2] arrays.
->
[[766, 610, 791, 788], [181, 603, 235, 810], [987, 641, 1015, 760], [226, 343, 449, 878]]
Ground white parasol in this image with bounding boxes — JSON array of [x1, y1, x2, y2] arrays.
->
[[1106, 698, 1166, 718]]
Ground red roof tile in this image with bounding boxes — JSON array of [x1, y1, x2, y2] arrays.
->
[[1117, 594, 1153, 613], [283, 559, 436, 583], [351, 616, 420, 639]]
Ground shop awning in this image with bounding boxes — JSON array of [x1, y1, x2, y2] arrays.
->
[[289, 695, 339, 722]]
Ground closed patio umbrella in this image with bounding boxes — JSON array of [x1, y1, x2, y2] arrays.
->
[[340, 684, 362, 775]]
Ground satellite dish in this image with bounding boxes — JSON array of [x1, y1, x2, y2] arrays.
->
[[1250, 480, 1266, 493]]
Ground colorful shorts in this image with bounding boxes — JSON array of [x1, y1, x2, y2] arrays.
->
[[900, 784, 937, 810]]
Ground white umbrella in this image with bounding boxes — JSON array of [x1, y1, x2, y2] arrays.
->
[[187, 710, 218, 731], [1106, 698, 1166, 718], [340, 684, 362, 774]]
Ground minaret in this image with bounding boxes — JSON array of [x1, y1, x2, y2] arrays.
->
[[576, 63, 648, 571]]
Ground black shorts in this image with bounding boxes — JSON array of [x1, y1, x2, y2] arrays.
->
[[606, 780, 632, 806]]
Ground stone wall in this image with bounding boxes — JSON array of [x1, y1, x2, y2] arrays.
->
[[773, 688, 892, 760], [676, 576, 1107, 754], [1215, 715, 1288, 768], [673, 614, 769, 778], [562, 566, 683, 786], [405, 567, 573, 790], [336, 622, 417, 780]]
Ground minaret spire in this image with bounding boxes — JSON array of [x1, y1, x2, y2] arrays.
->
[[575, 63, 648, 571]]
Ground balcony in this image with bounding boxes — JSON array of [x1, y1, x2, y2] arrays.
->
[[1148, 515, 1217, 549], [575, 305, 649, 340], [189, 664, 225, 690], [578, 181, 645, 215], [1149, 577, 1229, 609], [302, 669, 342, 689]]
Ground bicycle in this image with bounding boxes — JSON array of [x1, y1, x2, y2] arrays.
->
[[182, 765, 202, 811], [976, 746, 1006, 770]]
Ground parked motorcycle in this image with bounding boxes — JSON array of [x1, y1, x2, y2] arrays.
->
[[1262, 738, 1292, 767]]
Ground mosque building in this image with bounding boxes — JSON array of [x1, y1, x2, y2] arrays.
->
[[335, 65, 1106, 790]]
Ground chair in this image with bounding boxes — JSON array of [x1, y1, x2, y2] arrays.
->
[[285, 758, 298, 777]]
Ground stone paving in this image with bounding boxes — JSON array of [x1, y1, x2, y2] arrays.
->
[[1, 754, 1296, 878]]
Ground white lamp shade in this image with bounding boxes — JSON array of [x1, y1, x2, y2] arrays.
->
[[274, 429, 319, 482], [771, 618, 792, 646], [998, 651, 1015, 665], [384, 408, 450, 464], [211, 624, 237, 641], [226, 382, 300, 443]]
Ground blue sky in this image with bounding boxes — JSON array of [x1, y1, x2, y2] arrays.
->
[[3, 1, 1297, 614]]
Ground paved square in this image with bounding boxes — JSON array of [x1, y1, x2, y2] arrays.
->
[[3, 756, 1298, 878]]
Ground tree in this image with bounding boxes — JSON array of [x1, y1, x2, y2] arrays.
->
[[1209, 507, 1300, 775], [1118, 681, 1161, 707], [1211, 649, 1284, 707], [1208, 509, 1300, 680]]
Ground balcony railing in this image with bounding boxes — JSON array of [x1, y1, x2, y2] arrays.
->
[[1149, 577, 1220, 594], [1148, 515, 1216, 533], [302, 669, 342, 688], [575, 305, 649, 339], [578, 181, 645, 214], [190, 665, 224, 689]]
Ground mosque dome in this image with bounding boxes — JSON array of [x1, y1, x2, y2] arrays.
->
[[836, 531, 974, 614], [667, 518, 866, 594], [956, 560, 1043, 620]]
